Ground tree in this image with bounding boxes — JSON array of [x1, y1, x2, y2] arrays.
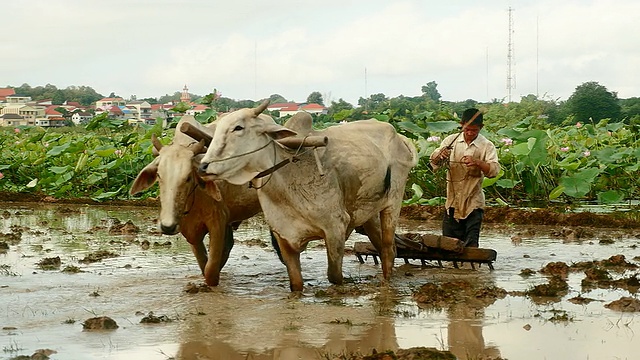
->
[[328, 98, 354, 120], [421, 81, 441, 102], [268, 94, 288, 104], [158, 92, 182, 104], [306, 91, 324, 105], [620, 97, 640, 123], [358, 93, 388, 112], [566, 81, 622, 123]]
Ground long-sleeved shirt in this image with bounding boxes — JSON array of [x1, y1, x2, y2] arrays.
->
[[429, 133, 500, 220]]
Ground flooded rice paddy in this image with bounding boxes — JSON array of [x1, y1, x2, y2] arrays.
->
[[1, 202, 639, 360]]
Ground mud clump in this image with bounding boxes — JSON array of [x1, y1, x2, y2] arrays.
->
[[139, 311, 172, 324], [568, 295, 598, 305], [540, 261, 570, 278], [10, 348, 57, 360], [82, 316, 118, 330], [332, 347, 456, 360], [37, 256, 61, 270], [525, 275, 569, 299], [0, 226, 23, 245], [108, 219, 140, 235], [184, 282, 213, 294], [413, 279, 507, 310], [605, 297, 640, 312], [519, 268, 536, 277], [61, 265, 84, 273], [571, 254, 638, 272], [79, 250, 119, 263]]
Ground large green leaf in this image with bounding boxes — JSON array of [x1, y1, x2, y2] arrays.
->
[[49, 166, 71, 174], [556, 158, 580, 171], [91, 188, 122, 201], [96, 159, 119, 170], [46, 142, 71, 156], [558, 167, 601, 198], [496, 128, 522, 139], [549, 185, 565, 200], [397, 121, 429, 134], [597, 190, 625, 204], [496, 179, 520, 189], [424, 121, 459, 133], [85, 173, 107, 185], [94, 145, 116, 157]]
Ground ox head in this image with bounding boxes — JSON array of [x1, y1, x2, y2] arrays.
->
[[198, 100, 297, 185], [130, 132, 217, 235]]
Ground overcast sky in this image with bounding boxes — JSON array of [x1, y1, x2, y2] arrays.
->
[[2, 0, 638, 105]]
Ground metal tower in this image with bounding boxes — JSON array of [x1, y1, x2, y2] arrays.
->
[[507, 7, 516, 102]]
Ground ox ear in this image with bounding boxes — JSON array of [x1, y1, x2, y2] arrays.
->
[[192, 155, 222, 201], [263, 123, 297, 140], [199, 178, 222, 202], [130, 158, 159, 195]]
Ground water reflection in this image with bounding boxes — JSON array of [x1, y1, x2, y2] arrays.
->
[[447, 304, 501, 360]]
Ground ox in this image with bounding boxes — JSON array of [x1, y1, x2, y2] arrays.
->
[[130, 116, 261, 286], [198, 101, 418, 292]]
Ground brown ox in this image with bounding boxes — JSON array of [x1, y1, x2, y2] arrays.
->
[[198, 102, 418, 292], [130, 116, 261, 286]]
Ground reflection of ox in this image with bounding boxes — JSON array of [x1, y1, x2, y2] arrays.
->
[[130, 116, 261, 286], [198, 101, 418, 292]]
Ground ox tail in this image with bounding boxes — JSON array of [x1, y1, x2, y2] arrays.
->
[[270, 231, 285, 265], [383, 166, 391, 195]]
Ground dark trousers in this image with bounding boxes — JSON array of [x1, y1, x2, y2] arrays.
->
[[442, 208, 484, 248]]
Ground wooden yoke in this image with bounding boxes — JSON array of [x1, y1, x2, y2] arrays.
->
[[179, 122, 328, 149]]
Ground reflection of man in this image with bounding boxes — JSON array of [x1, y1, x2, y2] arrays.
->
[[429, 109, 500, 247], [447, 304, 502, 360]]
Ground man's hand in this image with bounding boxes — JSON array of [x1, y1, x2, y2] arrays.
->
[[436, 148, 451, 162], [462, 155, 476, 167]]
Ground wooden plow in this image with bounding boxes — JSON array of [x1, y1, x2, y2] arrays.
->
[[353, 233, 497, 270]]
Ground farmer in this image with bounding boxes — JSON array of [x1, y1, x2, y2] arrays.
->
[[429, 108, 500, 247]]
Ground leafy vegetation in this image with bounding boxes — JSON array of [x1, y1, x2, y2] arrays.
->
[[1, 81, 638, 206]]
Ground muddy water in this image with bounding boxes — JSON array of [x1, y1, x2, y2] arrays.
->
[[1, 203, 639, 360]]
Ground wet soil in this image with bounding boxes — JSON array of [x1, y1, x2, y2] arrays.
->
[[1, 194, 639, 360]]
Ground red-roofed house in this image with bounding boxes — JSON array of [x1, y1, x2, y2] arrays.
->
[[45, 106, 63, 118], [267, 102, 327, 117], [0, 88, 16, 102], [186, 104, 210, 116], [300, 103, 328, 115]]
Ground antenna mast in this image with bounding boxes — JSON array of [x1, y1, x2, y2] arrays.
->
[[507, 6, 516, 103]]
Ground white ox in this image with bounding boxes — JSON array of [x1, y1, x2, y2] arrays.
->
[[130, 116, 261, 286], [198, 101, 418, 292]]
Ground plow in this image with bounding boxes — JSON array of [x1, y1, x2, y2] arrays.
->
[[353, 233, 497, 270]]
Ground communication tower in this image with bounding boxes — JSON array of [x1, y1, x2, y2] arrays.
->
[[506, 7, 516, 102]]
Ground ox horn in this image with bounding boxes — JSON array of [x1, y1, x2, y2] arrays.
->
[[151, 133, 163, 156], [190, 139, 207, 155], [253, 99, 270, 116]]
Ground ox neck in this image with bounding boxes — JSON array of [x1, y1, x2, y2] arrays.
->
[[250, 139, 308, 188]]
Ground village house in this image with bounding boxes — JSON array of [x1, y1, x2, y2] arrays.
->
[[267, 102, 328, 117], [0, 88, 16, 102], [71, 111, 93, 125]]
